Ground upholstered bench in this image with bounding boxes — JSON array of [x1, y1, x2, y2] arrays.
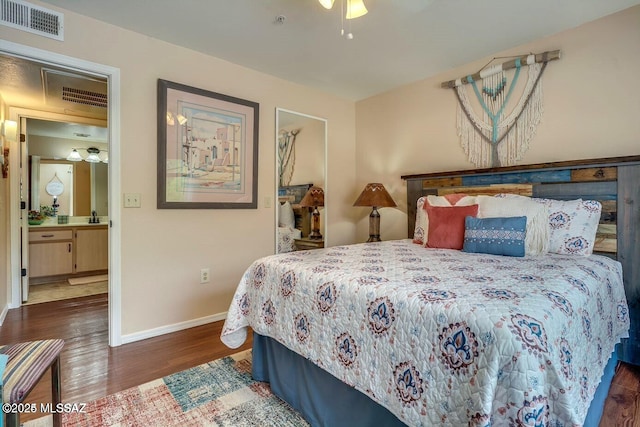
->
[[0, 339, 64, 427]]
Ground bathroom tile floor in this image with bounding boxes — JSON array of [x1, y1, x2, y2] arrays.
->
[[25, 280, 108, 305]]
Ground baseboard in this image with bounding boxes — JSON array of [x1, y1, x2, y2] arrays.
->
[[0, 304, 8, 326], [120, 311, 228, 345]]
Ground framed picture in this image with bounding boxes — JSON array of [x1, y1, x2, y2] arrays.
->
[[157, 79, 259, 209], [278, 183, 313, 205]]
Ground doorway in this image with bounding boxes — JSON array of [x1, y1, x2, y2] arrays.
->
[[23, 118, 109, 305], [1, 41, 122, 346]]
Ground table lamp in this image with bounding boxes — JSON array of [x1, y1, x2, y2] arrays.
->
[[299, 186, 325, 240], [353, 183, 396, 242]]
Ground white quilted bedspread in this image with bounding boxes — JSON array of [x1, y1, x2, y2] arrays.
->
[[221, 240, 630, 426]]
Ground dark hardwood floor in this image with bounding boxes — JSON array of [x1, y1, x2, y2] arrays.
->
[[0, 294, 251, 423], [0, 293, 636, 426]]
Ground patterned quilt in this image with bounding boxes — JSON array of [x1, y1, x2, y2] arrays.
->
[[221, 240, 630, 426]]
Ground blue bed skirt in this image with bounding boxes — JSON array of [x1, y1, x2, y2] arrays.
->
[[252, 333, 618, 427]]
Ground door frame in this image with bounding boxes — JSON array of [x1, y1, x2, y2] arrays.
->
[[2, 41, 123, 347]]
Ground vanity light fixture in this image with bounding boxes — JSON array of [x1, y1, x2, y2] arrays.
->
[[67, 147, 108, 163], [84, 147, 102, 163], [66, 148, 83, 162]]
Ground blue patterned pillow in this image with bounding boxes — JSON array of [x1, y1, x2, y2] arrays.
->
[[463, 216, 527, 257]]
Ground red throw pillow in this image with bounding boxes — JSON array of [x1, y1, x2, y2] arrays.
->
[[425, 203, 479, 249], [443, 193, 468, 205]]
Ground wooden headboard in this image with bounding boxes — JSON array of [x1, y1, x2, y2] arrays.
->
[[401, 155, 640, 366]]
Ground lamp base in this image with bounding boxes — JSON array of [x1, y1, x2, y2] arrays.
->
[[309, 207, 322, 240], [367, 206, 381, 243]]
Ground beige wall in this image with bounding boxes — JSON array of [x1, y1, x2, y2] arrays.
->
[[288, 119, 325, 188], [3, 3, 638, 338], [1, 2, 356, 336], [355, 6, 640, 242]]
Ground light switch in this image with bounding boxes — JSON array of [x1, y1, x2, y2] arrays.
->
[[123, 193, 141, 208]]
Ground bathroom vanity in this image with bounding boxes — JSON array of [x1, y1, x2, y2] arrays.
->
[[28, 222, 108, 283]]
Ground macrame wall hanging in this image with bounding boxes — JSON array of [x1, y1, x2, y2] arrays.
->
[[442, 50, 560, 168]]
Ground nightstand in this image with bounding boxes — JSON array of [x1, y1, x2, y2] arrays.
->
[[294, 237, 324, 251]]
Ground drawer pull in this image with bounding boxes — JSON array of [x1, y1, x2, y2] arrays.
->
[[41, 234, 55, 238], [68, 243, 72, 253]]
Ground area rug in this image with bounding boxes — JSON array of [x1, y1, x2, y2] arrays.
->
[[68, 274, 109, 285], [25, 281, 108, 305], [24, 350, 309, 427]]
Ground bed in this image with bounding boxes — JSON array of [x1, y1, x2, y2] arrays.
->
[[222, 156, 639, 426]]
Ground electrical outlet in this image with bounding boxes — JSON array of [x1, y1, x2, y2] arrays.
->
[[200, 268, 210, 284]]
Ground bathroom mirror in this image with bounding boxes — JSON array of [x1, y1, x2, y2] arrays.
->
[[27, 118, 108, 217], [31, 158, 108, 216], [275, 108, 327, 253]]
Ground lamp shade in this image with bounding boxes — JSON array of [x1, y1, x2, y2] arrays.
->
[[345, 0, 368, 19], [85, 147, 102, 163], [66, 148, 83, 162], [318, 0, 335, 9], [353, 183, 396, 208], [299, 186, 325, 208]]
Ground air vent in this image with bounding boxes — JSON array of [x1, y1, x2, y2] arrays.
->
[[42, 68, 107, 113], [0, 0, 64, 41], [62, 87, 108, 108]]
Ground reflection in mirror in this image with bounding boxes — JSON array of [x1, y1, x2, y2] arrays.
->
[[27, 118, 108, 217], [275, 109, 327, 253]]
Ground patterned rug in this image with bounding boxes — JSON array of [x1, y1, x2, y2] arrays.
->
[[25, 350, 309, 427]]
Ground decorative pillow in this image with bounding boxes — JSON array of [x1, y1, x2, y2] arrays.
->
[[279, 201, 295, 229], [476, 195, 549, 256], [413, 197, 428, 244], [425, 203, 479, 250], [463, 216, 527, 257], [546, 199, 602, 255], [413, 194, 476, 245], [496, 194, 602, 256]]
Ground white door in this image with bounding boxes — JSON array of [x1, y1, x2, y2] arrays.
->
[[19, 117, 29, 302]]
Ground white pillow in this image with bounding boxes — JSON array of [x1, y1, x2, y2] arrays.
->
[[534, 198, 602, 256], [412, 194, 476, 245], [495, 194, 602, 256], [279, 201, 295, 229], [413, 197, 428, 244], [476, 195, 550, 256]]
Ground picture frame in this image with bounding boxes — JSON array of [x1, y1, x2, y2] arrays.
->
[[278, 183, 313, 205], [157, 79, 259, 209]]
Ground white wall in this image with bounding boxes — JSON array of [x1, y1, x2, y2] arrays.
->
[[355, 6, 640, 243], [288, 119, 325, 188]]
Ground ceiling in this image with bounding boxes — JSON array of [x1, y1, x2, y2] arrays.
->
[[35, 0, 640, 101], [0, 53, 108, 142], [2, 0, 639, 142], [27, 118, 107, 143]]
